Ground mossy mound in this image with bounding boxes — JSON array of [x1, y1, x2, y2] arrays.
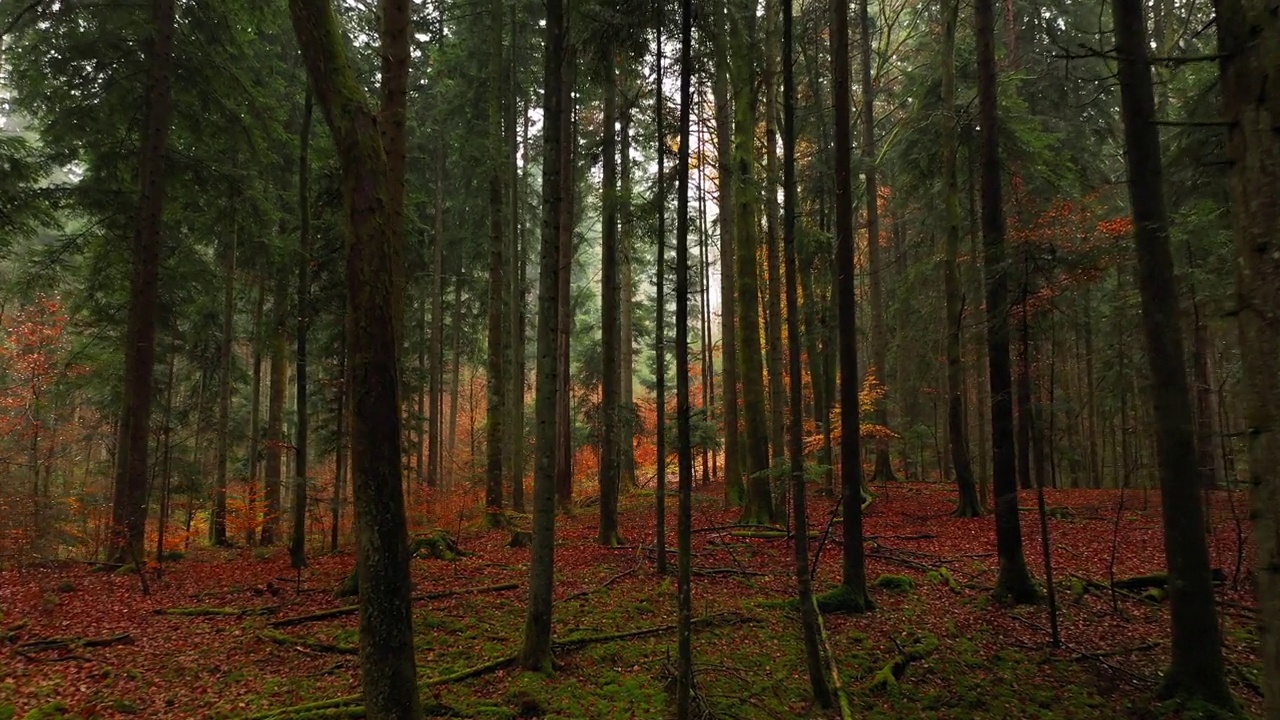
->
[[816, 584, 874, 614], [874, 574, 915, 593]]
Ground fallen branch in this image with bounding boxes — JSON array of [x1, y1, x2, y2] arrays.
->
[[692, 567, 768, 577], [156, 605, 278, 617], [259, 630, 357, 655], [1082, 641, 1160, 658], [269, 582, 519, 628], [560, 564, 640, 604], [249, 613, 753, 719], [1, 619, 28, 642], [1007, 614, 1155, 688], [867, 636, 936, 693], [16, 632, 133, 652], [811, 596, 854, 720]]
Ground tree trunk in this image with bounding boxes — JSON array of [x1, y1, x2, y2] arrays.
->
[[519, 0, 566, 669], [331, 317, 347, 552], [1016, 295, 1034, 491], [860, 0, 895, 485], [213, 178, 237, 547], [429, 140, 446, 490], [599, 55, 623, 546], [1217, 0, 1280, 692], [762, 0, 787, 471], [941, 0, 980, 518], [291, 88, 313, 572], [712, 5, 742, 507], [976, 0, 1037, 604], [654, 14, 668, 575], [507, 18, 527, 513], [554, 45, 577, 511], [833, 0, 872, 610], [784, 0, 833, 704], [619, 87, 637, 491], [1110, 0, 1232, 704], [246, 279, 266, 545], [107, 0, 175, 566], [674, 0, 696, 705], [289, 1, 421, 715], [484, 0, 506, 526], [261, 275, 288, 548], [729, 0, 775, 525]]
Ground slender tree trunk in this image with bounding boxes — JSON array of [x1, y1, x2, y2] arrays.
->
[[654, 15, 668, 574], [519, 0, 566, 669], [290, 88, 313, 572], [554, 45, 577, 511], [619, 87, 637, 491], [1084, 288, 1101, 488], [832, 0, 872, 610], [1110, 0, 1232, 704], [155, 350, 176, 576], [976, 0, 1037, 604], [289, 2, 421, 715], [712, 5, 742, 507], [429, 140, 446, 490], [941, 0, 980, 517], [507, 17, 527, 513], [331, 318, 347, 552], [246, 279, 266, 545], [784, 0, 832, 703], [674, 0, 697, 705], [213, 184, 237, 547], [107, 0, 175, 565], [599, 55, 624, 545], [860, 0, 895, 484], [484, 0, 507, 526], [762, 0, 787, 471], [1016, 292, 1034, 491], [447, 278, 463, 477], [261, 275, 288, 547]]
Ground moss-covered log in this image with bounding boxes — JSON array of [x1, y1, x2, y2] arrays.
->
[[272, 583, 519, 628], [16, 633, 133, 651], [260, 629, 358, 654], [156, 606, 278, 617]]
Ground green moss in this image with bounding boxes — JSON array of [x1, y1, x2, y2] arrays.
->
[[874, 574, 915, 593], [816, 584, 874, 613], [20, 702, 68, 720], [0, 703, 13, 720], [109, 700, 139, 715]]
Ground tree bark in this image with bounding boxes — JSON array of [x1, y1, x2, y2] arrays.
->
[[619, 84, 637, 491], [107, 0, 175, 566], [246, 279, 266, 545], [762, 0, 787, 470], [1216, 0, 1279, 703], [940, 0, 980, 518], [599, 54, 623, 545], [289, 1, 421, 716], [653, 14, 668, 575], [290, 87, 313, 572], [976, 0, 1037, 604], [519, 0, 566, 670], [484, 0, 506, 526], [1110, 0, 1232, 704], [554, 44, 577, 511], [261, 274, 289, 548], [712, 4, 742, 507], [213, 175, 237, 547]]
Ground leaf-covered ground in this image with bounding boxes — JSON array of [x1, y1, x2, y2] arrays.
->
[[0, 482, 1263, 719]]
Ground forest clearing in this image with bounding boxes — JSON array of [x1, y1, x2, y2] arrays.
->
[[0, 482, 1263, 719]]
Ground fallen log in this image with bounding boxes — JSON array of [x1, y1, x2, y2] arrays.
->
[[560, 564, 639, 604], [812, 596, 854, 720], [867, 634, 937, 693], [156, 605, 278, 617], [259, 629, 357, 655], [17, 632, 133, 652], [270, 582, 519, 628]]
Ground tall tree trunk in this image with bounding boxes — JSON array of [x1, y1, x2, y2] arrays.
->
[[519, 0, 566, 669], [331, 318, 347, 552], [380, 0, 410, 339], [619, 87, 637, 491], [107, 0, 175, 565], [860, 0, 895, 485], [213, 183, 237, 547], [507, 17, 527, 513], [1216, 0, 1279, 704], [729, 0, 775, 525], [554, 44, 577, 511], [261, 275, 288, 547], [784, 0, 832, 704], [976, 0, 1037, 604], [289, 2, 421, 715], [484, 0, 507, 526], [599, 54, 623, 546], [941, 0, 980, 518], [674, 0, 696, 705], [762, 0, 787, 470], [832, 0, 872, 610], [1110, 0, 1232, 704], [1016, 293, 1034, 491], [291, 88, 313, 572], [1084, 288, 1101, 488], [429, 140, 446, 490], [653, 14, 668, 574], [712, 5, 742, 507], [246, 279, 266, 545]]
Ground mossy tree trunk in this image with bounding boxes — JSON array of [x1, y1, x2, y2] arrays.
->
[[729, 0, 775, 526], [288, 1, 421, 717]]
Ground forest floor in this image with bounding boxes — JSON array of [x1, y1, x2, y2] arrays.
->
[[0, 480, 1263, 719]]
